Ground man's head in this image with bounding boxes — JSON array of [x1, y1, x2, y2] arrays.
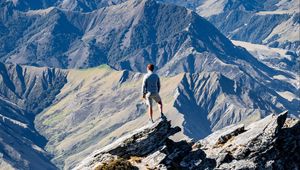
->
[[147, 64, 155, 72]]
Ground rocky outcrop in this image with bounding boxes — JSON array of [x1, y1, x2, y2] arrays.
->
[[75, 111, 300, 169], [74, 118, 182, 169], [187, 111, 299, 170]]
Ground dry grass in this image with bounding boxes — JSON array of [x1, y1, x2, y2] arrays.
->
[[94, 158, 137, 170], [129, 156, 143, 163]]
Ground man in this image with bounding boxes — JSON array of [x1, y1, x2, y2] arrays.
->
[[142, 64, 165, 123]]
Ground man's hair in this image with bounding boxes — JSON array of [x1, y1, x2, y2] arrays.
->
[[147, 64, 154, 71]]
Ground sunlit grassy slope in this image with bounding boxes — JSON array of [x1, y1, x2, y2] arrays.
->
[[34, 64, 271, 169], [35, 65, 187, 169]]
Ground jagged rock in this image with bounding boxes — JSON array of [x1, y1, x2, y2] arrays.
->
[[107, 120, 180, 158], [75, 111, 299, 170], [182, 111, 300, 169], [74, 118, 180, 169], [141, 149, 167, 169]]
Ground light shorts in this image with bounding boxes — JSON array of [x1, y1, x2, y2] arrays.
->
[[145, 92, 162, 107]]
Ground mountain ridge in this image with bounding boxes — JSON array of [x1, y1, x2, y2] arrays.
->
[[0, 63, 67, 170]]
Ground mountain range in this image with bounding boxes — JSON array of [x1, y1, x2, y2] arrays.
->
[[196, 0, 300, 55], [0, 0, 299, 169], [3, 0, 299, 54]]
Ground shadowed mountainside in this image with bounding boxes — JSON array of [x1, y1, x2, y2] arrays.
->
[[0, 63, 67, 169]]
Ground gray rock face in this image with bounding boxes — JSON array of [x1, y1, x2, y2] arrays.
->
[[75, 111, 300, 170], [184, 111, 300, 170], [103, 119, 180, 158]]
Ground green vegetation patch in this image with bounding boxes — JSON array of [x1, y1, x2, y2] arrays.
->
[[43, 109, 72, 126]]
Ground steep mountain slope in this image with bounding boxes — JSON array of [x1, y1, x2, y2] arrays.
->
[[1, 0, 58, 11], [232, 40, 299, 73], [0, 0, 223, 69], [0, 98, 57, 170], [1, 0, 298, 107], [1, 0, 298, 102], [58, 0, 127, 12], [155, 0, 299, 54], [196, 0, 300, 54], [0, 0, 289, 72], [3, 0, 298, 54], [231, 40, 300, 103], [0, 63, 67, 169], [157, 0, 203, 9]]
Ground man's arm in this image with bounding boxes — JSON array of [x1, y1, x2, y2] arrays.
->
[[142, 76, 147, 98], [157, 76, 160, 93]]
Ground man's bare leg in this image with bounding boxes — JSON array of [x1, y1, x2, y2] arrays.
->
[[149, 106, 154, 122], [158, 101, 163, 114], [158, 101, 166, 119]]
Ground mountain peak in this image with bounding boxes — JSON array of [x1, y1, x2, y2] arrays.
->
[[74, 118, 181, 169]]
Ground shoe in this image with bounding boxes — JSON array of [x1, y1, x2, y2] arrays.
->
[[149, 118, 154, 123], [160, 113, 167, 120]]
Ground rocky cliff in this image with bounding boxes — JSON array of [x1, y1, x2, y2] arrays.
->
[[75, 111, 299, 169]]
